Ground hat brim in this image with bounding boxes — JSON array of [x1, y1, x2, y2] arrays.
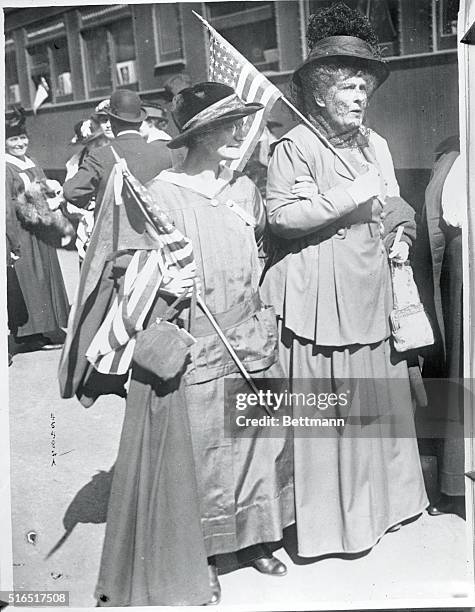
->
[[168, 103, 263, 149], [293, 53, 389, 89], [106, 107, 147, 123]]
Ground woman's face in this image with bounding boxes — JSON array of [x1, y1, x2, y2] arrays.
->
[[206, 119, 246, 161], [317, 75, 369, 132], [6, 134, 29, 157]]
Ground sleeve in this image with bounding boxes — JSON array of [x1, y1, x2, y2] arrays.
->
[[63, 149, 103, 208], [441, 155, 465, 228], [265, 139, 358, 240], [5, 167, 22, 261], [381, 195, 416, 251]]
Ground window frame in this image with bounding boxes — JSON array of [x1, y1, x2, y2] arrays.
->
[[24, 19, 73, 106], [205, 1, 281, 72], [152, 3, 185, 68], [79, 12, 139, 99]]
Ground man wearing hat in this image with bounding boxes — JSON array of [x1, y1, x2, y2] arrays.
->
[[140, 101, 172, 143], [63, 89, 172, 213]]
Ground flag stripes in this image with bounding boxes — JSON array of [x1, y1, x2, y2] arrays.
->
[[207, 22, 282, 171]]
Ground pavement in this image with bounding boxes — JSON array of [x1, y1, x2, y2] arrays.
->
[[7, 249, 474, 609]]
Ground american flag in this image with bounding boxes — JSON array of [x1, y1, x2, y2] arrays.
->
[[203, 14, 282, 171], [85, 154, 196, 375]]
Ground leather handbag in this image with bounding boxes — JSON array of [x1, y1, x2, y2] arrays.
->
[[389, 229, 434, 353]]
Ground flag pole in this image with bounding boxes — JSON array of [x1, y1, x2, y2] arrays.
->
[[193, 10, 360, 180]]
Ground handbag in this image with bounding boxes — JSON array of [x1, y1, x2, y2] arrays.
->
[[133, 290, 196, 380], [389, 227, 434, 352]]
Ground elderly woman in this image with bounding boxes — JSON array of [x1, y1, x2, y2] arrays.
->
[[5, 108, 69, 350], [93, 83, 294, 606], [261, 3, 428, 558]]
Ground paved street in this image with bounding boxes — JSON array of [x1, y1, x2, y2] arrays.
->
[[7, 249, 474, 609]]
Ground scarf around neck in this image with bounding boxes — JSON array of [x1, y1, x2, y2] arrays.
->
[[310, 113, 370, 149]]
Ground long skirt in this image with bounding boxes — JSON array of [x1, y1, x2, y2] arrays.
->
[[439, 230, 464, 496], [96, 363, 294, 606], [14, 226, 69, 337], [279, 324, 428, 558]]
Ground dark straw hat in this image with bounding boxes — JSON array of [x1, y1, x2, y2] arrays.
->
[[6, 106, 27, 139], [293, 35, 389, 88], [168, 82, 263, 149], [106, 89, 146, 123]]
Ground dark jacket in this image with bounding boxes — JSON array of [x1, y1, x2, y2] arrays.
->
[[63, 132, 172, 211]]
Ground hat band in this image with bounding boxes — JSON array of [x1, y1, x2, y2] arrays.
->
[[181, 94, 244, 131]]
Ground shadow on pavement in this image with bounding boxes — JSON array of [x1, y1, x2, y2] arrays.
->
[[46, 467, 114, 559]]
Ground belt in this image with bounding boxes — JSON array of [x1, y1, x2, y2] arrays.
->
[[190, 292, 262, 338]]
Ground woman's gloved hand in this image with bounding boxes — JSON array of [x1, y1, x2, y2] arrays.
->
[[346, 165, 381, 205]]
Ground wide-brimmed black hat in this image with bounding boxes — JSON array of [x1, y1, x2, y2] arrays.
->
[[106, 89, 146, 123], [5, 106, 27, 139], [293, 35, 389, 89], [168, 82, 263, 149]]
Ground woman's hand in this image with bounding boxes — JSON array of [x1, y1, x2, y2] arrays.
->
[[290, 176, 319, 200], [160, 267, 198, 298], [389, 240, 409, 263]]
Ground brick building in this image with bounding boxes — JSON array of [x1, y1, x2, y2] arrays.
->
[[4, 1, 460, 209]]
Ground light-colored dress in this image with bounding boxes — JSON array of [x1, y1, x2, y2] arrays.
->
[[261, 123, 428, 557]]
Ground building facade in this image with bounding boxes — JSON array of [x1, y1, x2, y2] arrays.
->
[[5, 0, 459, 209]]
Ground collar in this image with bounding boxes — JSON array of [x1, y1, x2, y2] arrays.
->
[[147, 128, 171, 142], [5, 153, 36, 170], [158, 163, 235, 199], [116, 130, 141, 138]]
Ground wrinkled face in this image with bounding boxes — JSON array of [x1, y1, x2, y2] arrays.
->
[[317, 75, 369, 132], [6, 134, 29, 157], [98, 116, 114, 139]]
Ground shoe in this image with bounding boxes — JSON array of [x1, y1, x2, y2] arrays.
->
[[38, 336, 63, 350], [428, 495, 465, 519], [205, 563, 221, 605], [386, 523, 401, 533], [252, 554, 287, 576]]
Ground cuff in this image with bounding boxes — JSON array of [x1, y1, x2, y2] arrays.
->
[[323, 185, 359, 217]]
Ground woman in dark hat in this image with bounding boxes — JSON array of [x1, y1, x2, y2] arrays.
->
[[94, 82, 294, 606], [5, 108, 69, 350], [261, 2, 428, 558]]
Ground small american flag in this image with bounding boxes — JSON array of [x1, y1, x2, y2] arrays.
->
[[85, 154, 196, 375], [202, 13, 282, 171]]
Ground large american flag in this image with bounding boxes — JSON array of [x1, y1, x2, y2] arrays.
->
[[203, 14, 282, 171]]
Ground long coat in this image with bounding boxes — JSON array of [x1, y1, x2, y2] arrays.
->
[[6, 154, 69, 337]]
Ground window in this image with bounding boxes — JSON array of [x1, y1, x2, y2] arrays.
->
[[153, 4, 184, 64], [206, 2, 279, 71], [25, 20, 72, 104], [80, 9, 138, 97], [306, 0, 459, 58], [5, 43, 20, 106]]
